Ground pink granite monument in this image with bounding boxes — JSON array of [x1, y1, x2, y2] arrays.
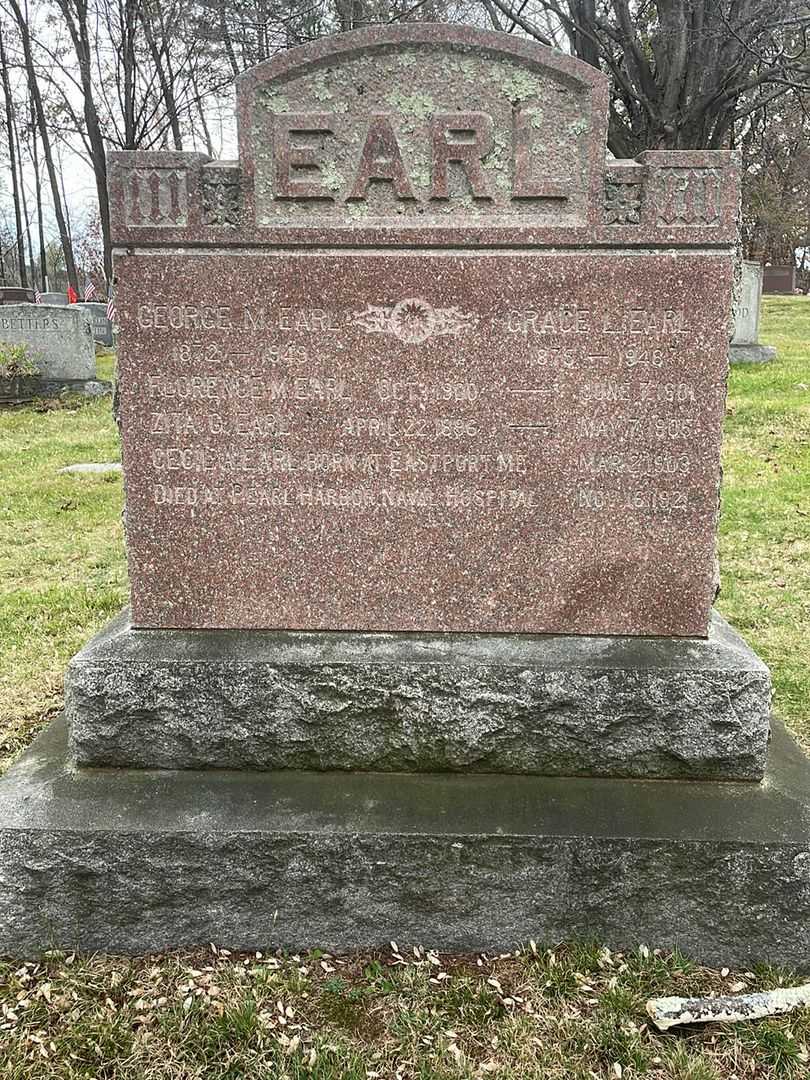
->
[[7, 29, 801, 970], [108, 26, 739, 638]]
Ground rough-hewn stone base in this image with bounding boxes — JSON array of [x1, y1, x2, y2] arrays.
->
[[1, 716, 809, 966], [65, 609, 771, 779], [730, 344, 777, 364]]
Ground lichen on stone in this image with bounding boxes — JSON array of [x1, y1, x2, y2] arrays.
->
[[311, 73, 333, 102], [387, 89, 435, 121], [494, 66, 542, 103], [320, 162, 345, 193], [260, 89, 290, 113], [525, 105, 544, 130]]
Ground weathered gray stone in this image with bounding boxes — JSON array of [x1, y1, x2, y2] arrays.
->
[[76, 302, 114, 347], [59, 463, 122, 474], [0, 376, 110, 402], [732, 261, 764, 345], [38, 292, 68, 305], [730, 261, 777, 365], [0, 304, 110, 399], [0, 304, 94, 380], [2, 714, 810, 966], [66, 609, 771, 780], [730, 343, 778, 364]]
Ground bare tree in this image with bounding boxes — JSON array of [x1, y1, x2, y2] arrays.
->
[[5, 0, 79, 291], [53, 0, 115, 283], [481, 0, 810, 155], [138, 0, 184, 150], [0, 19, 28, 285], [741, 89, 810, 263], [27, 90, 48, 289], [15, 109, 36, 287]]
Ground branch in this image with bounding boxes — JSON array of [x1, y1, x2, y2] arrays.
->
[[479, 0, 553, 46]]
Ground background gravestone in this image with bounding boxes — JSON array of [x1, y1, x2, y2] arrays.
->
[[0, 287, 35, 304], [2, 26, 808, 969], [763, 265, 797, 294], [39, 292, 69, 306], [77, 301, 115, 347], [730, 260, 776, 364], [0, 304, 109, 400]]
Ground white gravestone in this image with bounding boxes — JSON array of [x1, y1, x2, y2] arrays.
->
[[730, 261, 777, 364]]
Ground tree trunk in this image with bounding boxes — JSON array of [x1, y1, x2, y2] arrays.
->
[[30, 92, 48, 288], [121, 0, 139, 148], [217, 0, 240, 75], [15, 110, 37, 289], [7, 0, 79, 292], [190, 68, 214, 157], [55, 0, 114, 281], [0, 22, 28, 287], [139, 0, 183, 150]]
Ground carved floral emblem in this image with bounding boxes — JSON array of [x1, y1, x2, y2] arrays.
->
[[604, 178, 642, 225], [201, 167, 243, 227], [352, 298, 477, 343]]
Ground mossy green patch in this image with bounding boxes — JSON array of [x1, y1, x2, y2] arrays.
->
[[495, 67, 542, 103]]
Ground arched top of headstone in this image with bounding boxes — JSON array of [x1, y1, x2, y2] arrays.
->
[[236, 24, 608, 102], [235, 25, 609, 232], [107, 23, 739, 248]]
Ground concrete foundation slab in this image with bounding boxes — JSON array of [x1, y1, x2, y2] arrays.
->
[[1, 715, 809, 966], [65, 609, 771, 780]]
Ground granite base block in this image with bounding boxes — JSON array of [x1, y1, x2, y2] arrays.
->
[[1, 716, 810, 965], [65, 609, 771, 780], [730, 344, 777, 364]]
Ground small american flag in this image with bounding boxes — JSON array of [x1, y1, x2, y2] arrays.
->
[[106, 294, 116, 323], [34, 288, 43, 304], [84, 277, 97, 300]]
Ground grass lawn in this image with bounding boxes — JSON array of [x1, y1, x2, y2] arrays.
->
[[0, 303, 809, 1077]]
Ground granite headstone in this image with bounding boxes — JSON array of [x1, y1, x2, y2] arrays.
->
[[763, 265, 796, 294], [109, 40, 740, 639], [77, 301, 115, 347], [2, 27, 804, 969], [0, 287, 35, 304], [730, 260, 776, 364], [0, 304, 109, 399], [78, 33, 770, 777], [39, 292, 69, 306]]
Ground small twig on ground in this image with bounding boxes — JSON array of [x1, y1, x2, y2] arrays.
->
[[647, 983, 810, 1030]]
